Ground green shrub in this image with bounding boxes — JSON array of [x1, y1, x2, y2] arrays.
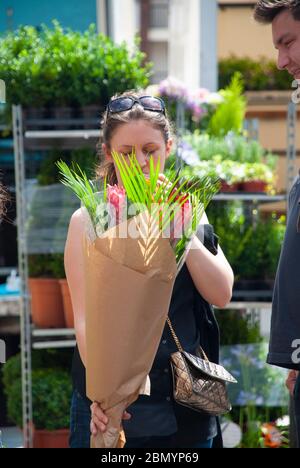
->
[[28, 254, 65, 278], [2, 351, 73, 430], [183, 131, 277, 168], [208, 73, 247, 137], [216, 310, 262, 346], [28, 254, 56, 278], [207, 204, 285, 280], [219, 56, 292, 91], [49, 254, 65, 279], [2, 350, 73, 389], [37, 148, 97, 186], [6, 369, 72, 430], [207, 202, 253, 273], [37, 150, 68, 187], [0, 21, 151, 107], [236, 217, 285, 280], [181, 158, 274, 188]]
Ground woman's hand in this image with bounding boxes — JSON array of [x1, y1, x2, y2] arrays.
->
[[90, 402, 131, 435]]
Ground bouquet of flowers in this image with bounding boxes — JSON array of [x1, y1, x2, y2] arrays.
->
[[57, 154, 219, 448]]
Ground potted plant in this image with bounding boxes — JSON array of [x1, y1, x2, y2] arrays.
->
[[0, 22, 151, 130], [219, 56, 291, 92], [214, 157, 241, 192], [2, 354, 72, 448], [207, 203, 285, 299], [27, 148, 95, 329], [181, 160, 221, 192], [50, 253, 74, 330], [233, 218, 285, 297], [32, 369, 72, 448], [28, 254, 65, 329], [240, 163, 273, 193], [58, 278, 74, 329]]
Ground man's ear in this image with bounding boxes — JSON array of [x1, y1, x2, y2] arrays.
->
[[102, 143, 112, 161]]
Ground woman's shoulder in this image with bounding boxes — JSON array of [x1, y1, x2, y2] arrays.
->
[[65, 208, 87, 256], [70, 207, 86, 226], [67, 208, 86, 239]]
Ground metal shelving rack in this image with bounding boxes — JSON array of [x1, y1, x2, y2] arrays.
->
[[12, 98, 297, 448], [213, 194, 286, 202], [32, 328, 76, 350], [13, 104, 100, 448]]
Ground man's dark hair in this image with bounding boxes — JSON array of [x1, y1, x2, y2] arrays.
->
[[0, 183, 8, 217], [254, 0, 300, 24]]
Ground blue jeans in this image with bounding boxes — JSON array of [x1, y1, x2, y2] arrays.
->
[[69, 390, 213, 449], [294, 373, 300, 448], [124, 436, 213, 449]]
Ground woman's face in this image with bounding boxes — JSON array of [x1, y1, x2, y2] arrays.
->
[[103, 120, 172, 186]]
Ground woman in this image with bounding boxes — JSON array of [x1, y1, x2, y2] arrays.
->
[[65, 91, 234, 448]]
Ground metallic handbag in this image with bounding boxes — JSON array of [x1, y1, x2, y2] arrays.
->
[[167, 317, 237, 416]]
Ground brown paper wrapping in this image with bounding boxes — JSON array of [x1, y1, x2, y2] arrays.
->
[[83, 211, 177, 448]]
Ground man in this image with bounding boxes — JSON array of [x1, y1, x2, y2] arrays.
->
[[254, 0, 300, 447]]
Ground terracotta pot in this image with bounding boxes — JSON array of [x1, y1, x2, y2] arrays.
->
[[59, 279, 74, 329], [33, 429, 69, 449], [220, 181, 240, 193], [240, 180, 268, 193], [28, 278, 65, 328]]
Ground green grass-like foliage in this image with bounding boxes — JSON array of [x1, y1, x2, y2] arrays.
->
[[57, 154, 219, 264]]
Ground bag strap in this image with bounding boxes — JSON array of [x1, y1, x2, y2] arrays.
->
[[166, 317, 209, 362], [166, 317, 184, 352]]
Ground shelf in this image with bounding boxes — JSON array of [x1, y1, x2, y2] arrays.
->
[[213, 194, 286, 202], [232, 290, 273, 301], [0, 298, 20, 317], [32, 328, 75, 337], [33, 341, 76, 349], [0, 267, 18, 276], [219, 301, 272, 310], [25, 129, 101, 140], [32, 328, 76, 349]]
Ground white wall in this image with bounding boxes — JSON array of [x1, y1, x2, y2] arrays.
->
[[96, 0, 107, 35], [168, 0, 201, 89], [109, 0, 139, 48], [96, 0, 218, 91], [200, 0, 218, 91], [148, 42, 168, 83]]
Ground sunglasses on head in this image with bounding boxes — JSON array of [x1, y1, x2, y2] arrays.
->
[[107, 95, 166, 116]]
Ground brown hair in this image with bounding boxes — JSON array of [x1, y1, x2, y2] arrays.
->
[[96, 90, 173, 185], [0, 182, 8, 217], [254, 0, 300, 24]]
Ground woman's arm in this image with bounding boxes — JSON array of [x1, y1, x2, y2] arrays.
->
[[186, 213, 234, 308], [65, 209, 131, 435], [64, 208, 87, 366]]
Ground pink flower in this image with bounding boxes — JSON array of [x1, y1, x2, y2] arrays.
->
[[107, 185, 126, 224]]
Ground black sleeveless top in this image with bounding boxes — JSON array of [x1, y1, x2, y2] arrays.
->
[[71, 225, 221, 444]]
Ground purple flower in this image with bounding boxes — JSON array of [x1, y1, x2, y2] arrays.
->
[[178, 141, 200, 167], [159, 77, 188, 101]]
